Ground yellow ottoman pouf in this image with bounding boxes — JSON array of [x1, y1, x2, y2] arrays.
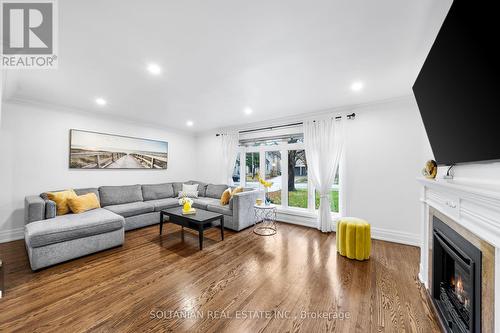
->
[[336, 217, 371, 260]]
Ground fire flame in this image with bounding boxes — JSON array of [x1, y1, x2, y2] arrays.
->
[[455, 276, 470, 308]]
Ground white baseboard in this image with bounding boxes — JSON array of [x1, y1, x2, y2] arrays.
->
[[370, 227, 420, 247], [277, 213, 421, 247], [0, 227, 24, 243], [277, 211, 317, 228]]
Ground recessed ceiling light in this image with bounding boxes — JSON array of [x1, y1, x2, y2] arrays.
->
[[351, 81, 364, 92], [186, 120, 194, 127], [244, 107, 253, 115], [147, 63, 162, 75], [95, 97, 107, 106]]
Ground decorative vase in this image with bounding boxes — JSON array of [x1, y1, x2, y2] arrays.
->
[[183, 201, 191, 212], [265, 188, 271, 205]]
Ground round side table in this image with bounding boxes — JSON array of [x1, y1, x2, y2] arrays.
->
[[253, 204, 277, 236]]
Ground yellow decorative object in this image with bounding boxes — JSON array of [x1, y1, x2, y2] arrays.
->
[[336, 217, 371, 261], [46, 189, 77, 216], [183, 201, 192, 212], [67, 193, 101, 214], [220, 188, 232, 205], [422, 160, 438, 179], [258, 176, 273, 188], [220, 186, 244, 206], [256, 199, 263, 205], [258, 175, 273, 205], [232, 186, 244, 196]]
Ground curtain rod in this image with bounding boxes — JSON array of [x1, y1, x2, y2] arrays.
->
[[216, 113, 355, 136]]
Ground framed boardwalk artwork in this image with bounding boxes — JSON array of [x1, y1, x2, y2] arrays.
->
[[69, 129, 168, 169]]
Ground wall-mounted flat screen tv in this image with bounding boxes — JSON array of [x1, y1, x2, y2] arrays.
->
[[413, 1, 500, 165]]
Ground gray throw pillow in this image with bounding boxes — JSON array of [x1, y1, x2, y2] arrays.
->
[[172, 182, 184, 197], [206, 184, 228, 199]]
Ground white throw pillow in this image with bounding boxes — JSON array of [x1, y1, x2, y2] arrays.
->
[[179, 184, 199, 198], [182, 183, 198, 192], [178, 190, 198, 198]]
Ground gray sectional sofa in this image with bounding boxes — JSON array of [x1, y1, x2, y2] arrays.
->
[[24, 181, 260, 270]]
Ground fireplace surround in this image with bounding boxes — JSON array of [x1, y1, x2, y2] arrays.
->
[[418, 178, 499, 332], [432, 216, 481, 333]]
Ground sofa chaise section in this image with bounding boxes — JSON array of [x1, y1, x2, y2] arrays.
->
[[25, 208, 124, 270]]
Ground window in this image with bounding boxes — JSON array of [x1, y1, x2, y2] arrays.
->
[[315, 168, 340, 212], [265, 151, 281, 205], [235, 128, 341, 215], [287, 149, 308, 209], [239, 134, 303, 147], [245, 152, 260, 188], [232, 154, 241, 185]]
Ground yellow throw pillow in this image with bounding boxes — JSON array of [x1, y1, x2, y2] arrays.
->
[[231, 186, 244, 196], [68, 193, 101, 214], [46, 189, 77, 216], [220, 188, 232, 205]]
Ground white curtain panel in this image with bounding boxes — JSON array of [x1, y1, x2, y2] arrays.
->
[[304, 118, 344, 232], [220, 131, 239, 185]]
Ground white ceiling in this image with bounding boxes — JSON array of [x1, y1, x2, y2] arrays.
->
[[4, 0, 453, 133]]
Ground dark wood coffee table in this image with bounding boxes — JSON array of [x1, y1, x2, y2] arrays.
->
[[160, 207, 224, 250]]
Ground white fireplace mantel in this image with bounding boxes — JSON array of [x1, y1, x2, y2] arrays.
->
[[418, 177, 500, 331]]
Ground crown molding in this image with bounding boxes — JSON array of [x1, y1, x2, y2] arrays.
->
[[3, 97, 195, 137], [6, 93, 416, 138], [195, 94, 415, 137]]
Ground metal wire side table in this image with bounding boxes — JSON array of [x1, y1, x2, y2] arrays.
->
[[253, 204, 277, 236]]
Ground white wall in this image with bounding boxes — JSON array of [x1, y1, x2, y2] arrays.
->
[[344, 97, 430, 245], [0, 70, 4, 126], [0, 100, 197, 242], [196, 133, 222, 184], [195, 96, 431, 245]]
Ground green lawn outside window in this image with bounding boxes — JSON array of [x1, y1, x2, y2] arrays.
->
[[268, 189, 339, 212]]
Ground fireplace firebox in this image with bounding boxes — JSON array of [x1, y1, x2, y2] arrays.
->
[[432, 216, 482, 333]]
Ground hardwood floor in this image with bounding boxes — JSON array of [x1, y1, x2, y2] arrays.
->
[[0, 223, 441, 332]]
